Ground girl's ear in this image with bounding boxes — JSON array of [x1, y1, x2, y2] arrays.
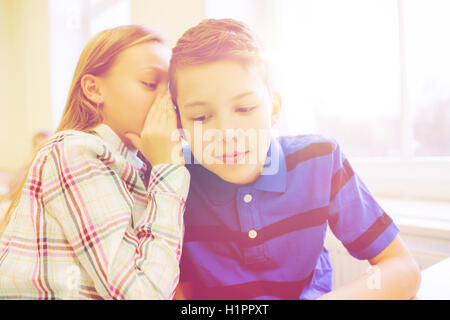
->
[[80, 74, 104, 105], [271, 91, 282, 126]]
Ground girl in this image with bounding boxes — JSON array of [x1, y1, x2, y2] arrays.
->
[[0, 25, 189, 299]]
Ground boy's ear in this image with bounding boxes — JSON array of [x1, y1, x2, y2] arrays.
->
[[271, 91, 282, 126], [80, 74, 104, 105]]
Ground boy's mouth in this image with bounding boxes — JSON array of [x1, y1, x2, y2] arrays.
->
[[216, 151, 249, 164]]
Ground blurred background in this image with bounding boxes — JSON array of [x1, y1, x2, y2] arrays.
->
[[0, 0, 449, 288]]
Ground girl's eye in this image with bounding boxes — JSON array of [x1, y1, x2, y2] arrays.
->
[[142, 81, 157, 89]]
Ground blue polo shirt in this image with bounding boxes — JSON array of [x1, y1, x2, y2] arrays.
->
[[180, 134, 399, 300]]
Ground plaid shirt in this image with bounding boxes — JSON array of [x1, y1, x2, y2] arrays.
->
[[0, 124, 190, 299]]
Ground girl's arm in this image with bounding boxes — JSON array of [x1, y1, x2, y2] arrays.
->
[[43, 136, 190, 299], [318, 235, 421, 300]]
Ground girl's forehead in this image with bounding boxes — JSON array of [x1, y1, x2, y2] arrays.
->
[[114, 42, 170, 72]]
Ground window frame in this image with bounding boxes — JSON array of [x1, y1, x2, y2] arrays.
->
[[351, 157, 450, 201]]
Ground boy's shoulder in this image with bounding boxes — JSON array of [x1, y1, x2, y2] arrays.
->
[[277, 134, 338, 156], [276, 134, 339, 172]]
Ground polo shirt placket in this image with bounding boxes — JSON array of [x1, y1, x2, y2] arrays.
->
[[237, 189, 270, 267]]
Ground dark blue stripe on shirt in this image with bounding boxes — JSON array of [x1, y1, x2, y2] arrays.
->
[[194, 270, 315, 300], [184, 206, 329, 248], [343, 213, 393, 254]]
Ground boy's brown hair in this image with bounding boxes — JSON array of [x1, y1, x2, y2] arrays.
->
[[169, 18, 272, 106]]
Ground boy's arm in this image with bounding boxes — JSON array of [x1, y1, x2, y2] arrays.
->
[[318, 235, 421, 300], [173, 282, 195, 300]]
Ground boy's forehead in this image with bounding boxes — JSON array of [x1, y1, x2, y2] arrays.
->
[[176, 60, 266, 105]]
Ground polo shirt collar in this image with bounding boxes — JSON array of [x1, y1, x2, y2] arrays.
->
[[251, 137, 287, 193], [92, 123, 146, 173]]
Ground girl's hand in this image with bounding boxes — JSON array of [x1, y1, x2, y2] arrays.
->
[[125, 90, 184, 166]]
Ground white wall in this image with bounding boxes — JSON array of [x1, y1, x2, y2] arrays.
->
[[0, 0, 52, 170], [130, 0, 206, 47], [0, 0, 13, 170]]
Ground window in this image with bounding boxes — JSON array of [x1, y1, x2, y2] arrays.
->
[[207, 0, 450, 201], [279, 0, 402, 157], [403, 0, 450, 158]]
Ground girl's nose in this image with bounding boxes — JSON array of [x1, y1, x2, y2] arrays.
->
[[157, 81, 168, 94]]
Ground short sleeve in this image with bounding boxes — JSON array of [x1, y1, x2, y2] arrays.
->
[[327, 140, 399, 260]]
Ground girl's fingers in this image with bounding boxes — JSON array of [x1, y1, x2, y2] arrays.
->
[[157, 91, 177, 125], [131, 88, 184, 165], [142, 91, 166, 129], [142, 89, 178, 134]]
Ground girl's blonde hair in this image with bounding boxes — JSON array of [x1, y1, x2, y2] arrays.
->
[[0, 25, 164, 236]]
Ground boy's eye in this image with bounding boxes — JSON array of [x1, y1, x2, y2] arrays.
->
[[236, 106, 257, 113], [142, 81, 158, 90], [191, 114, 211, 122]]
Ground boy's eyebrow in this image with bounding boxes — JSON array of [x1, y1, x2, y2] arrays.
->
[[183, 100, 209, 108], [231, 90, 256, 101], [183, 91, 257, 108]]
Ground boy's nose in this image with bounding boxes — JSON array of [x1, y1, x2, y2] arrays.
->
[[211, 117, 235, 142], [220, 128, 249, 153], [224, 128, 239, 141], [213, 127, 240, 145]]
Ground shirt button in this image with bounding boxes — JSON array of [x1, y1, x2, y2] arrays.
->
[[248, 229, 258, 239], [243, 194, 253, 203]]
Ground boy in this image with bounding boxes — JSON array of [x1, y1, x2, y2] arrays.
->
[[169, 19, 421, 300]]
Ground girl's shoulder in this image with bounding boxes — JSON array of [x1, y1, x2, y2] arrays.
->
[[51, 128, 104, 151], [34, 129, 107, 168]]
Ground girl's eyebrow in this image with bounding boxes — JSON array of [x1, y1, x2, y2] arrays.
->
[[138, 66, 168, 80], [139, 65, 168, 75], [142, 65, 165, 71]]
